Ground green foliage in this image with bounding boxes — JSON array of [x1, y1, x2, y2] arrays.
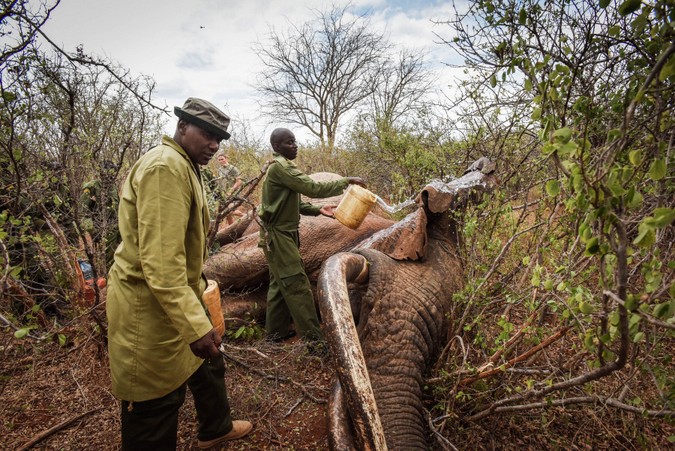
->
[[1, 3, 164, 338], [431, 0, 674, 430], [226, 323, 265, 341]]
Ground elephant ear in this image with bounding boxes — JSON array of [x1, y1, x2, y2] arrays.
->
[[355, 207, 428, 260]]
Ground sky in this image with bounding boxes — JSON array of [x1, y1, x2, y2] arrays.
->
[[39, 0, 463, 144]]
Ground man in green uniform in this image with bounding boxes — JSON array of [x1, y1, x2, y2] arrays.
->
[[106, 98, 252, 450], [258, 127, 365, 345]]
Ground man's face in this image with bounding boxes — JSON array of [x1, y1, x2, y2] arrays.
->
[[217, 155, 228, 166], [273, 131, 298, 160], [180, 122, 222, 165]]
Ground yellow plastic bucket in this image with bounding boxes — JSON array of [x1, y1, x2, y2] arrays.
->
[[203, 280, 225, 336], [334, 185, 377, 229]]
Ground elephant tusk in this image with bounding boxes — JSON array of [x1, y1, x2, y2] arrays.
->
[[328, 379, 355, 450], [318, 252, 388, 451]]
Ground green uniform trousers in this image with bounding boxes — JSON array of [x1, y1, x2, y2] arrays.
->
[[120, 357, 232, 450], [263, 248, 323, 341]]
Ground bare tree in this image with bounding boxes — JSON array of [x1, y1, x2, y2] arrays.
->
[[254, 5, 388, 149], [368, 49, 434, 129]]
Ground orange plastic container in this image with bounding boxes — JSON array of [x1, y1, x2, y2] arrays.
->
[[334, 185, 377, 229], [202, 280, 225, 336]]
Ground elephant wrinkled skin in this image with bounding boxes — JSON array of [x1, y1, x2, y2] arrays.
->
[[318, 159, 497, 450]]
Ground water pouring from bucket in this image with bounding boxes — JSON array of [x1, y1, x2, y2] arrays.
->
[[334, 185, 419, 229]]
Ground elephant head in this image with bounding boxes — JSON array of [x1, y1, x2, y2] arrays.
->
[[317, 158, 497, 450]]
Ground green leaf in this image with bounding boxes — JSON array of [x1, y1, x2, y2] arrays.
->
[[658, 54, 675, 82], [579, 301, 594, 314], [558, 141, 578, 156], [625, 295, 639, 311], [532, 107, 542, 120], [599, 0, 611, 8], [2, 91, 17, 102], [490, 74, 497, 88], [524, 78, 532, 91], [650, 208, 675, 228], [606, 129, 622, 143], [583, 333, 595, 351], [633, 222, 655, 248], [58, 333, 67, 346], [585, 237, 600, 255], [628, 149, 643, 165], [14, 328, 30, 339], [545, 180, 560, 197], [519, 8, 527, 25], [653, 302, 671, 319], [625, 188, 643, 209], [618, 0, 642, 16], [648, 159, 666, 180], [552, 127, 572, 144]]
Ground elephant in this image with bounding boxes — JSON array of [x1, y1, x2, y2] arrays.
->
[[317, 158, 497, 450], [203, 172, 396, 322]]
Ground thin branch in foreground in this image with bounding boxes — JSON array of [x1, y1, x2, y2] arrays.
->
[[427, 410, 459, 451], [465, 396, 673, 421], [284, 396, 305, 418], [218, 344, 327, 404], [458, 326, 570, 386], [604, 290, 675, 330], [16, 408, 101, 451]]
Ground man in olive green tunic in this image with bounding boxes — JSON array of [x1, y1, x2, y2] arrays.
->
[[258, 128, 365, 344], [107, 98, 252, 450]]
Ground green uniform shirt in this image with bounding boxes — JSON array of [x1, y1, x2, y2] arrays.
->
[[107, 136, 213, 402], [258, 153, 349, 278]]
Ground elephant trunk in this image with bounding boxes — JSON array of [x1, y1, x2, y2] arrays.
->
[[318, 252, 388, 451]]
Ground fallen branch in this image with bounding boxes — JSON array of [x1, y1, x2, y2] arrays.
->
[[207, 160, 271, 248], [16, 408, 100, 451], [466, 395, 673, 420], [458, 327, 570, 386], [219, 345, 326, 404], [284, 396, 304, 418], [427, 410, 459, 451]]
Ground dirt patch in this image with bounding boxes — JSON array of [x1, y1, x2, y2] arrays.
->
[[0, 324, 333, 451], [1, 317, 672, 450]]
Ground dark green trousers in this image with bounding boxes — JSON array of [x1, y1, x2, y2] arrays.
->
[[265, 270, 324, 341], [120, 357, 232, 450]]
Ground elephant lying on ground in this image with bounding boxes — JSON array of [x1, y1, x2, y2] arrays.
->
[[203, 173, 396, 320], [318, 158, 497, 450]]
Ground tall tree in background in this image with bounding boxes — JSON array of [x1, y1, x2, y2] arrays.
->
[[254, 5, 387, 150]]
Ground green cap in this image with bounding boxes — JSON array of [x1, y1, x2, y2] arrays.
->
[[174, 97, 231, 140]]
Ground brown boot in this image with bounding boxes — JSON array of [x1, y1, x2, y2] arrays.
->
[[197, 420, 253, 449]]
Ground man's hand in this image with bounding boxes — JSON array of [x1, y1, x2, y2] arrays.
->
[[319, 204, 337, 217], [346, 177, 367, 188], [189, 328, 222, 359]]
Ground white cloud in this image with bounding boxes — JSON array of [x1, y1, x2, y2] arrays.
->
[[40, 0, 461, 144]]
